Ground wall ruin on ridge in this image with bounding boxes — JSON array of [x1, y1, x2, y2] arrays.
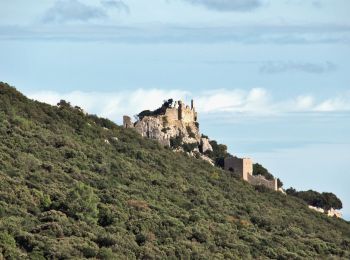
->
[[224, 156, 277, 191]]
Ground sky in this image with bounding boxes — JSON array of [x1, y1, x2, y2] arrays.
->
[[0, 0, 349, 219]]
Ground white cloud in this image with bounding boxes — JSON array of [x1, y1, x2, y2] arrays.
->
[[260, 61, 337, 74], [182, 0, 263, 12], [28, 89, 189, 123], [1, 24, 350, 44], [314, 96, 350, 112], [195, 88, 272, 115], [294, 95, 315, 110], [27, 88, 350, 123]]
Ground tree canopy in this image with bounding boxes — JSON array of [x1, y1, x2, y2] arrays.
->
[[286, 188, 343, 210]]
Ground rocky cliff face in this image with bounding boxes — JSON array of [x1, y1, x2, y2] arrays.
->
[[123, 99, 213, 163]]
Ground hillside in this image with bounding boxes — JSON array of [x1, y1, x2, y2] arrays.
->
[[0, 82, 350, 259]]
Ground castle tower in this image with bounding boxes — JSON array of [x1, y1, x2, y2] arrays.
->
[[224, 156, 252, 181], [178, 100, 183, 120]]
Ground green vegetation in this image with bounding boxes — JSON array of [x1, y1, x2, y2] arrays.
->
[[204, 140, 231, 168], [137, 99, 174, 120], [0, 82, 349, 259], [286, 188, 343, 210]]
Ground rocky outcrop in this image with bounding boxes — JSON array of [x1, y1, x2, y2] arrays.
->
[[308, 205, 342, 218], [123, 100, 212, 161], [327, 208, 342, 218], [201, 137, 213, 153]]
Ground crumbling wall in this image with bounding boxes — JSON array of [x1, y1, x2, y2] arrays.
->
[[247, 175, 277, 191], [224, 157, 252, 180], [181, 106, 196, 123], [224, 157, 244, 177], [224, 156, 277, 191], [123, 116, 134, 128], [164, 107, 179, 123]]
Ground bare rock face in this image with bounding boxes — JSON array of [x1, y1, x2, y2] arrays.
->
[[201, 138, 213, 153], [124, 99, 201, 146], [200, 154, 215, 166], [134, 116, 171, 146], [123, 99, 212, 160], [327, 208, 342, 218]]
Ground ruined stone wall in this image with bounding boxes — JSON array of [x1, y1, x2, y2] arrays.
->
[[123, 116, 134, 128], [224, 156, 277, 191], [164, 107, 179, 123], [247, 175, 277, 191], [242, 158, 253, 181], [123, 99, 200, 148], [224, 157, 244, 177], [181, 106, 196, 123]]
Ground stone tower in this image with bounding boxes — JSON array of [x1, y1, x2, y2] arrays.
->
[[224, 156, 253, 181]]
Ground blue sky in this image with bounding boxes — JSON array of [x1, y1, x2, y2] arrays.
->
[[1, 0, 350, 219]]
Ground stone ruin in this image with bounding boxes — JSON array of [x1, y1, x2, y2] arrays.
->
[[123, 99, 213, 158], [224, 156, 278, 191], [123, 99, 278, 190]]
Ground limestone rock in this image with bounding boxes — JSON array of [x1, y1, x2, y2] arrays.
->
[[327, 208, 342, 218], [123, 99, 213, 164], [201, 138, 213, 153]]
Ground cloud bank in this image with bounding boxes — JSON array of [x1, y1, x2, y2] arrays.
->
[[182, 0, 263, 12], [100, 0, 129, 13], [1, 23, 349, 44], [260, 61, 336, 74], [27, 88, 350, 123], [42, 0, 107, 23]]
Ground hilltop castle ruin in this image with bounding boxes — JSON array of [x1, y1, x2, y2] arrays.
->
[[123, 99, 278, 191], [123, 99, 213, 154]]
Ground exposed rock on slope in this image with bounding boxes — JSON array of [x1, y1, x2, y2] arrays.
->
[[123, 99, 212, 158]]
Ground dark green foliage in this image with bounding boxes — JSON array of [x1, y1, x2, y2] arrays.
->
[[0, 82, 349, 259], [201, 134, 208, 139], [286, 188, 343, 210], [170, 135, 183, 148], [182, 142, 198, 153], [137, 98, 173, 120], [205, 140, 231, 168]]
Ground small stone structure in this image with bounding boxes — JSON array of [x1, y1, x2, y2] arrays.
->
[[224, 156, 278, 191]]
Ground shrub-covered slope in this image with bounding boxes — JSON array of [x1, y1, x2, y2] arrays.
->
[[0, 82, 349, 259]]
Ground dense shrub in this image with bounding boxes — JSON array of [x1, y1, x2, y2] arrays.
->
[[0, 82, 349, 259], [286, 188, 343, 210]]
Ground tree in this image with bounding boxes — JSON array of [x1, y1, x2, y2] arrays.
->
[[253, 163, 274, 180], [57, 100, 71, 109], [322, 192, 342, 210], [205, 140, 230, 168], [286, 188, 343, 210]]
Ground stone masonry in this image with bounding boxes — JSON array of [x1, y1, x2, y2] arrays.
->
[[224, 156, 277, 191], [123, 99, 212, 155]]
